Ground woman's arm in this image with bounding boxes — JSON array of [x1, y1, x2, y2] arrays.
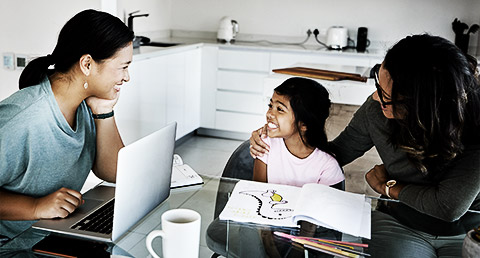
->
[[91, 116, 124, 182], [366, 150, 480, 222], [86, 95, 124, 183], [0, 187, 83, 220], [398, 152, 480, 221], [253, 159, 268, 182]]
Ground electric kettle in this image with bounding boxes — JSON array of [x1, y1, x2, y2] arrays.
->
[[217, 16, 239, 43], [326, 26, 348, 50]]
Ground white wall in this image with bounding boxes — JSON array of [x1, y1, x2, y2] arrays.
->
[[2, 0, 480, 101], [171, 0, 480, 48], [0, 0, 101, 100]]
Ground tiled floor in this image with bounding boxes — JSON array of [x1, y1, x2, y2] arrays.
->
[[174, 104, 382, 257]]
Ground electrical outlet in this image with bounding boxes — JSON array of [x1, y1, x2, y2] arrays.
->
[[3, 52, 14, 70], [15, 54, 28, 70], [300, 26, 315, 36]]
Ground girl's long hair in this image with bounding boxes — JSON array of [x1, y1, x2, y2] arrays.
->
[[274, 77, 333, 156], [19, 9, 134, 89], [384, 34, 480, 174]]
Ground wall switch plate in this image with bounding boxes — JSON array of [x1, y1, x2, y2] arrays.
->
[[3, 52, 14, 70], [15, 54, 28, 70]]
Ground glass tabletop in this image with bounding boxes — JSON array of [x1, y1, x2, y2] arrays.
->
[[0, 176, 365, 257]]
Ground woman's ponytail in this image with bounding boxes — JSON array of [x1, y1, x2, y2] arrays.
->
[[18, 55, 54, 90]]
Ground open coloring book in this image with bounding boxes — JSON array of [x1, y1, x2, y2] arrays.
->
[[171, 154, 204, 189], [219, 180, 371, 239]]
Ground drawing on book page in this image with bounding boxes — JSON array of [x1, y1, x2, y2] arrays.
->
[[239, 189, 294, 220]]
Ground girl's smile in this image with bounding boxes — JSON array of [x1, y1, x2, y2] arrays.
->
[[266, 92, 298, 140]]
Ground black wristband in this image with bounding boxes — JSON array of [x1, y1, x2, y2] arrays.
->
[[92, 110, 114, 119]]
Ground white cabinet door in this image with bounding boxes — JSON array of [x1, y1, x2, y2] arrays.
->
[[115, 57, 168, 145], [217, 70, 266, 93], [166, 49, 202, 140], [184, 48, 202, 135], [218, 49, 270, 72], [200, 46, 218, 128], [117, 48, 202, 143], [213, 48, 270, 134], [166, 52, 186, 139]]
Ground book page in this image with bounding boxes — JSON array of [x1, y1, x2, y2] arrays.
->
[[219, 180, 301, 227], [171, 164, 203, 189], [292, 183, 371, 239]]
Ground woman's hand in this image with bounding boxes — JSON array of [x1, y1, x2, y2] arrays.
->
[[86, 92, 120, 115], [249, 124, 270, 158], [33, 187, 84, 219], [365, 164, 389, 196]]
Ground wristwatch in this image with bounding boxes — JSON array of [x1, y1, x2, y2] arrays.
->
[[385, 180, 397, 198]]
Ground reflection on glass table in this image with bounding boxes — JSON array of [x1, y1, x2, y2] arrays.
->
[[205, 177, 365, 258], [0, 176, 367, 258]]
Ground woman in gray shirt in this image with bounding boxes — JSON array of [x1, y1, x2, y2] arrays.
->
[[250, 34, 480, 257], [0, 10, 134, 240]]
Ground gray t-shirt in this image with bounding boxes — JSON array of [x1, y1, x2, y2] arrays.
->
[[0, 78, 96, 238], [330, 96, 480, 235]]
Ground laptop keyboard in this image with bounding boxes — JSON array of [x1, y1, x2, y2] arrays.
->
[[71, 199, 115, 234]]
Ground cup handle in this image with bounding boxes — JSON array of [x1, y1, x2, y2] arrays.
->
[[146, 230, 166, 258]]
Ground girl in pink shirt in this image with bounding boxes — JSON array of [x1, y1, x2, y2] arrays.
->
[[253, 77, 344, 187]]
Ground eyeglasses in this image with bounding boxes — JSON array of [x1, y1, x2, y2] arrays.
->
[[373, 65, 393, 108]]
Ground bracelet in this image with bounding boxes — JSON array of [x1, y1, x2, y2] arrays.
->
[[92, 110, 114, 119]]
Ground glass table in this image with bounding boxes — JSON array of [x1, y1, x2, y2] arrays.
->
[[0, 176, 365, 257]]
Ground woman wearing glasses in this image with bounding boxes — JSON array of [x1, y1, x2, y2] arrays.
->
[[250, 34, 480, 257]]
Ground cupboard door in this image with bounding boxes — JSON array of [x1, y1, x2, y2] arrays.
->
[[218, 49, 270, 72], [217, 70, 266, 93], [216, 91, 264, 115], [215, 111, 264, 133], [116, 57, 168, 145]]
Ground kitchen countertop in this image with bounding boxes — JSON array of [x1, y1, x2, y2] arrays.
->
[[132, 35, 386, 61]]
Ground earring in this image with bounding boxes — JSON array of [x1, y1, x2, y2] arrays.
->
[[84, 82, 88, 89]]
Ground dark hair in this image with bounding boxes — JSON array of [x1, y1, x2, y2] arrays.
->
[[19, 9, 134, 89], [274, 77, 333, 156], [384, 34, 480, 173]]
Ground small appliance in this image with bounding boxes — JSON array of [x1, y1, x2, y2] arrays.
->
[[356, 27, 369, 52], [217, 16, 239, 43], [326, 26, 348, 50]]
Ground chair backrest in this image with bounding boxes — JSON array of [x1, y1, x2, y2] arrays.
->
[[221, 140, 254, 180]]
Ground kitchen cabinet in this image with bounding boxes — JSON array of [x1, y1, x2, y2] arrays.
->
[[204, 47, 383, 135], [116, 42, 384, 140], [115, 47, 201, 144], [213, 48, 269, 133]]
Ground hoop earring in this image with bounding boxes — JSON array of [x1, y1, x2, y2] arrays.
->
[[84, 82, 88, 89]]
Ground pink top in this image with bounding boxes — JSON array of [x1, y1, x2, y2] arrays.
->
[[257, 137, 344, 187]]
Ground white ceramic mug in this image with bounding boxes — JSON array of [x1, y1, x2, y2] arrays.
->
[[146, 209, 201, 258]]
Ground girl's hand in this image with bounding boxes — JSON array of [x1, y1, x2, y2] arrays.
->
[[86, 92, 120, 115], [249, 124, 270, 158], [365, 164, 389, 196], [33, 187, 84, 219]]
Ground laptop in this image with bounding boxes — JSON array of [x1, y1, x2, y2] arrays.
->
[[33, 122, 177, 242]]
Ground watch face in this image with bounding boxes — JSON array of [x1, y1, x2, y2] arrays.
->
[[386, 180, 397, 187]]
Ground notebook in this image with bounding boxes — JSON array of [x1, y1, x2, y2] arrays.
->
[[33, 122, 177, 242]]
